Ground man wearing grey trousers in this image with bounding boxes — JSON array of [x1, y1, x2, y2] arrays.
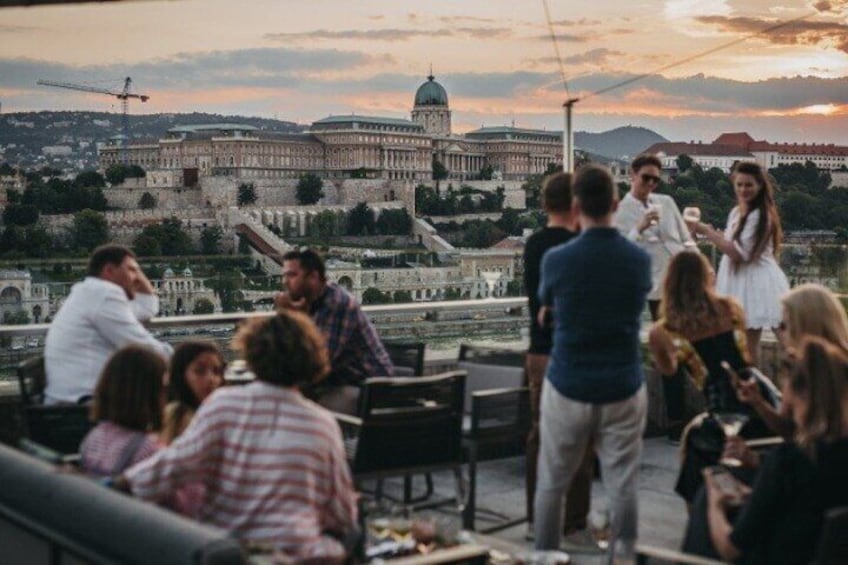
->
[[534, 165, 651, 561]]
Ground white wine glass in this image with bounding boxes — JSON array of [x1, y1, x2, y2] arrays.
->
[[714, 412, 750, 467], [683, 206, 701, 223]]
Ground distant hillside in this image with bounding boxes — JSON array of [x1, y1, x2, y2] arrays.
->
[[0, 111, 305, 169], [575, 126, 668, 160]]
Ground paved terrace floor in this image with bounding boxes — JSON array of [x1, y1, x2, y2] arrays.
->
[[375, 438, 686, 565]]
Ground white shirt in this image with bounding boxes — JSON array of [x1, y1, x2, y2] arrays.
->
[[44, 277, 173, 404], [614, 192, 694, 300]]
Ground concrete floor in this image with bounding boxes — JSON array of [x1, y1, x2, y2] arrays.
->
[[374, 437, 687, 564]]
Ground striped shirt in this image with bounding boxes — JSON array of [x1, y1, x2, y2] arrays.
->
[[79, 421, 160, 477], [312, 282, 394, 386], [126, 381, 358, 560]]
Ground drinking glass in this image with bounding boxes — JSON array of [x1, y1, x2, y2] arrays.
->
[[683, 206, 701, 223], [714, 412, 750, 467], [645, 203, 661, 242]]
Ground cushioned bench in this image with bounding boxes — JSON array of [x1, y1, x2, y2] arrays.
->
[[0, 443, 245, 565]]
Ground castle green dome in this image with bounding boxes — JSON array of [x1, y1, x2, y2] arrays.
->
[[414, 74, 448, 107]]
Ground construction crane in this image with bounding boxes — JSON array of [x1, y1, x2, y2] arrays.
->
[[37, 77, 149, 164]]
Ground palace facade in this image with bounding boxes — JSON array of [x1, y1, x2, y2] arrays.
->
[[101, 75, 563, 183]]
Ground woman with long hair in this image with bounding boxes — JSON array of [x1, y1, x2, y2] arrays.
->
[[685, 337, 848, 564], [649, 251, 774, 503], [688, 161, 789, 363]]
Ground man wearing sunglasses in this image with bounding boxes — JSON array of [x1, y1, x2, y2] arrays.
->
[[614, 153, 694, 320], [615, 153, 694, 442]]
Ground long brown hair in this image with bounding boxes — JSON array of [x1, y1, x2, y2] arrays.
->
[[91, 345, 166, 431], [661, 251, 723, 335], [789, 336, 848, 455], [731, 161, 782, 261]]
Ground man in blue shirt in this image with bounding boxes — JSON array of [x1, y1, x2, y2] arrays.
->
[[534, 165, 650, 560]]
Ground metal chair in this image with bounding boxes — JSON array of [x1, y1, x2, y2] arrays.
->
[[457, 343, 529, 532], [17, 356, 92, 455], [335, 371, 467, 512], [384, 341, 426, 377]]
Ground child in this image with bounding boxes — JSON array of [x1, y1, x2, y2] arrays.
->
[[79, 345, 165, 478], [161, 341, 224, 445]]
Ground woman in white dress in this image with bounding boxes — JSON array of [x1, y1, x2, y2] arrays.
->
[[688, 161, 789, 363]]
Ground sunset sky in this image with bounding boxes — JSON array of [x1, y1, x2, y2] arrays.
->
[[1, 0, 847, 144]]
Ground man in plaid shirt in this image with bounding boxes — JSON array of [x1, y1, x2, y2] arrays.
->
[[275, 248, 394, 413]]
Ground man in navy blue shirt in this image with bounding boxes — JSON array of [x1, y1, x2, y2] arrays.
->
[[534, 165, 650, 560]]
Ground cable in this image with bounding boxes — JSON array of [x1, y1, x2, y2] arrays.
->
[[582, 10, 819, 101], [541, 0, 570, 99]]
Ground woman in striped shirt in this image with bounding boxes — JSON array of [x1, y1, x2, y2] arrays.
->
[[120, 311, 358, 562]]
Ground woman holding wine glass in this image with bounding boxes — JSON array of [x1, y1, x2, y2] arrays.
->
[[648, 251, 776, 503], [686, 161, 789, 364], [684, 336, 848, 564]]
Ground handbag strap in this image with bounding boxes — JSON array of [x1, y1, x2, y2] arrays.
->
[[110, 432, 148, 475]]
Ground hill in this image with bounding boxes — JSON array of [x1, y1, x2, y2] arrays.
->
[[0, 111, 305, 170], [575, 126, 668, 160]]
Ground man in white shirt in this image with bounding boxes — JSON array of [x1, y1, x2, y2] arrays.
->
[[614, 153, 694, 320], [44, 244, 173, 404]]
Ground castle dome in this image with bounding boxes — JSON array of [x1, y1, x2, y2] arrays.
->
[[414, 74, 448, 107]]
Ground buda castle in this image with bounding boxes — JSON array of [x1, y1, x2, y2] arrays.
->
[[100, 75, 563, 185]]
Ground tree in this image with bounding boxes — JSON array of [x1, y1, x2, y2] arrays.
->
[[133, 234, 162, 257], [200, 226, 222, 255], [2, 204, 39, 226], [432, 158, 449, 194], [362, 287, 391, 305], [479, 163, 494, 181], [350, 167, 368, 179], [72, 209, 109, 251], [192, 298, 215, 315], [139, 192, 157, 209], [74, 170, 106, 189], [104, 163, 143, 185], [134, 217, 194, 256], [347, 202, 375, 235], [237, 182, 257, 207], [676, 154, 694, 173], [296, 173, 324, 205], [311, 209, 340, 238], [392, 290, 413, 303], [376, 208, 412, 235], [3, 310, 30, 325], [522, 174, 544, 209]]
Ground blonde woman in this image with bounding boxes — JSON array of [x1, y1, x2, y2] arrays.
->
[[685, 337, 848, 563], [731, 283, 848, 445]]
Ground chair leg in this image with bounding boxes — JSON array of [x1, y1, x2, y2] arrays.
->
[[403, 475, 413, 503], [462, 445, 477, 531]]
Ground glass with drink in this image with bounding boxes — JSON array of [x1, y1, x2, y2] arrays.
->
[[714, 412, 750, 467], [645, 201, 661, 242], [683, 206, 701, 223]]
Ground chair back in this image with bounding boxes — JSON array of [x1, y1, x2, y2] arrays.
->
[[817, 505, 848, 563], [17, 356, 46, 406], [457, 344, 525, 413], [24, 404, 93, 455], [383, 341, 426, 376], [351, 371, 466, 478]]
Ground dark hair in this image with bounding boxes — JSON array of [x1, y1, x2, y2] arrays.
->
[[88, 244, 135, 277], [631, 154, 662, 173], [91, 345, 166, 431], [542, 172, 573, 213], [573, 164, 616, 218], [730, 161, 783, 260], [232, 310, 330, 387], [662, 251, 721, 336], [168, 341, 224, 410], [282, 248, 326, 281]]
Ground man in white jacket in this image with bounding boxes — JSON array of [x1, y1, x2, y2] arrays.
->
[[44, 244, 173, 404], [614, 153, 694, 320]]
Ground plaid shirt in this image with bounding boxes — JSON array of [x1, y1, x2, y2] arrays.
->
[[311, 283, 393, 386]]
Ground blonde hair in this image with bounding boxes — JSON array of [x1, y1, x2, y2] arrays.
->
[[661, 251, 724, 336], [789, 336, 848, 454], [782, 284, 848, 354]]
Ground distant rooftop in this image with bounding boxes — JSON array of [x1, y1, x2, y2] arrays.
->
[[465, 126, 563, 141], [311, 115, 424, 130], [643, 141, 754, 158], [167, 124, 259, 134]]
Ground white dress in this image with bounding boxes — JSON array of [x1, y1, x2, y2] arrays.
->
[[716, 207, 789, 329]]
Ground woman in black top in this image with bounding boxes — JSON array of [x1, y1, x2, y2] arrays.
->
[[690, 337, 848, 564]]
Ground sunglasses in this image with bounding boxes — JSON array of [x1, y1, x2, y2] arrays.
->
[[641, 173, 661, 185]]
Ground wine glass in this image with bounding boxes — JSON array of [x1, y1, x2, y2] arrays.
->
[[683, 206, 701, 223], [714, 412, 750, 467], [645, 201, 661, 242]]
